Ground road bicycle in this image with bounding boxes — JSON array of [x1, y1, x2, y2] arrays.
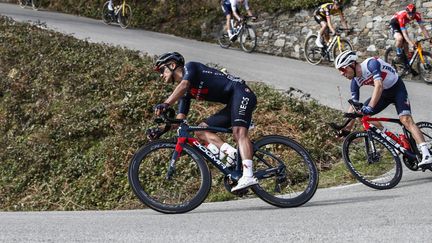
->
[[101, 0, 132, 29], [304, 27, 353, 65], [330, 99, 432, 190], [218, 16, 257, 53], [384, 37, 432, 84], [128, 108, 318, 213], [18, 0, 41, 10]]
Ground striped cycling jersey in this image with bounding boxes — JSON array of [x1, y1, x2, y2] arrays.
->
[[350, 57, 399, 101]]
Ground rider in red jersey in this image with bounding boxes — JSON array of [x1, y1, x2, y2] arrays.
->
[[389, 4, 431, 75]]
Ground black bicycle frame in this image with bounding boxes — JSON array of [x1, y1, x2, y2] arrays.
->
[[166, 122, 286, 181]]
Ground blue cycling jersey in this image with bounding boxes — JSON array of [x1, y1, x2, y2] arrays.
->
[[178, 62, 256, 128]]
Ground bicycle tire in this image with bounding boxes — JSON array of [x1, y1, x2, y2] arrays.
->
[[239, 25, 257, 53], [31, 0, 41, 10], [218, 28, 231, 49], [417, 52, 432, 84], [304, 35, 323, 65], [101, 1, 112, 25], [384, 47, 405, 77], [119, 4, 132, 29], [251, 135, 318, 207], [343, 131, 402, 190], [18, 0, 26, 8], [332, 38, 353, 61], [418, 121, 432, 150], [128, 140, 211, 214]]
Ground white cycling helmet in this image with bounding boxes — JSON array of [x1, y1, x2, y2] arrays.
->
[[334, 50, 358, 69]]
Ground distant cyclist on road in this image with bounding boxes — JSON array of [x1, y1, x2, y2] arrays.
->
[[221, 0, 256, 41], [153, 52, 259, 191], [334, 50, 432, 167], [389, 3, 431, 76], [313, 0, 349, 48]]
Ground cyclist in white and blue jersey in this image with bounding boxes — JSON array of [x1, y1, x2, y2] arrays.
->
[[334, 50, 432, 167], [221, 0, 255, 41]]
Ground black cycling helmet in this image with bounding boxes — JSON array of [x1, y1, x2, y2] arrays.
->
[[154, 52, 185, 71], [406, 4, 416, 15]]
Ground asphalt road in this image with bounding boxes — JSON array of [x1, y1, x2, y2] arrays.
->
[[1, 3, 432, 242]]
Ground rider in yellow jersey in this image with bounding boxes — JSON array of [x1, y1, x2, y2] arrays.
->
[[313, 0, 349, 48]]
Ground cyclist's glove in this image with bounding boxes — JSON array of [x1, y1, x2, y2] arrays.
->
[[360, 105, 374, 115], [146, 127, 162, 140], [154, 103, 170, 114]]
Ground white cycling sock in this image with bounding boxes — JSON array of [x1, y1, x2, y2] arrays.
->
[[242, 159, 253, 177], [419, 143, 431, 159]]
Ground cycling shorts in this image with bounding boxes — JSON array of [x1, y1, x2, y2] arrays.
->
[[205, 83, 257, 128], [314, 14, 327, 24], [364, 78, 411, 117], [389, 18, 402, 34], [221, 2, 239, 16]]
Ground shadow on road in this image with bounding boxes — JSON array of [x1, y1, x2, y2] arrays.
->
[[305, 194, 399, 207]]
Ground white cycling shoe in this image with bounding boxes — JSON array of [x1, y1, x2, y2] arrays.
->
[[231, 176, 258, 192], [418, 155, 432, 167], [315, 37, 324, 48]]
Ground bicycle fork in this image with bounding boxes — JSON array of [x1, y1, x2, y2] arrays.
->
[[166, 137, 187, 180]]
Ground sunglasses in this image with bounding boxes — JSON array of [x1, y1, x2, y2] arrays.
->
[[157, 65, 167, 74]]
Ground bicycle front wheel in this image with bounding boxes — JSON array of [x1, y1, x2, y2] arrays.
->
[[417, 52, 432, 84], [31, 0, 41, 10], [343, 131, 402, 190], [128, 140, 211, 214], [332, 38, 353, 61], [239, 26, 257, 53], [384, 47, 405, 77], [119, 4, 132, 29], [251, 135, 318, 207], [304, 35, 323, 65]]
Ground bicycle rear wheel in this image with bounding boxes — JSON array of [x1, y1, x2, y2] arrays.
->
[[239, 26, 257, 53], [304, 35, 323, 65], [417, 52, 432, 84], [119, 4, 132, 29], [251, 135, 318, 207], [332, 38, 353, 61], [101, 1, 112, 25], [18, 0, 26, 8], [128, 140, 211, 214], [384, 47, 405, 77], [418, 121, 432, 150], [218, 28, 231, 49], [343, 131, 402, 190]]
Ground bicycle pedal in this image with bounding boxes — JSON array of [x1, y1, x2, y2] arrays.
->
[[419, 164, 432, 172]]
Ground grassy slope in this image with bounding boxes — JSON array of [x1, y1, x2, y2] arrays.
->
[[0, 16, 354, 211]]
